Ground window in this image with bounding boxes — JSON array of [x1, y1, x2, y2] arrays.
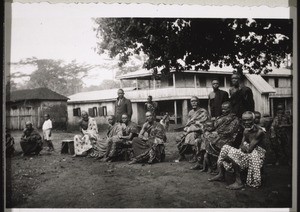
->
[[93, 107, 98, 117], [262, 77, 269, 83], [73, 108, 81, 117], [226, 76, 231, 87], [98, 106, 107, 117], [88, 107, 98, 117], [168, 77, 173, 86], [103, 106, 107, 116], [199, 76, 206, 87], [274, 78, 279, 88], [156, 80, 161, 88]]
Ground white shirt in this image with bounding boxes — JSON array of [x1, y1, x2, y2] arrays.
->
[[42, 119, 52, 130]]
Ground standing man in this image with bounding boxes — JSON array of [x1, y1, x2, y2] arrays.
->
[[42, 114, 54, 151], [115, 89, 133, 123], [229, 72, 255, 118], [208, 79, 229, 119], [145, 95, 158, 118]]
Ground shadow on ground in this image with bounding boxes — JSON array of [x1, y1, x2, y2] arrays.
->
[[6, 130, 292, 208]]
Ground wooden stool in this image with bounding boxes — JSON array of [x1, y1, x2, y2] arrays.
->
[[61, 140, 75, 155]]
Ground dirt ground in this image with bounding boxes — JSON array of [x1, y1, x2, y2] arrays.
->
[[5, 129, 293, 209]]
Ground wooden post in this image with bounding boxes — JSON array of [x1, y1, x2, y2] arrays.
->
[[284, 99, 288, 111], [182, 100, 188, 125], [17, 109, 20, 130], [173, 73, 176, 88], [194, 74, 197, 88], [37, 106, 41, 128], [224, 76, 227, 88], [120, 79, 123, 88], [135, 78, 138, 89], [30, 107, 33, 123], [174, 100, 177, 124], [153, 77, 156, 90], [270, 98, 274, 117]]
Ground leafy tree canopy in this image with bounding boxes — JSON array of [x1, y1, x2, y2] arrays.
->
[[10, 58, 94, 96], [94, 18, 292, 75]]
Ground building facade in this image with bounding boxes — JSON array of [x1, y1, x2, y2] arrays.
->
[[67, 66, 292, 128], [6, 88, 68, 130]]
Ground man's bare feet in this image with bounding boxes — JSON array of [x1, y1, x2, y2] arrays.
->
[[189, 158, 197, 163], [128, 159, 137, 165], [208, 174, 224, 182], [178, 155, 186, 162], [199, 168, 208, 173], [226, 182, 244, 190], [94, 155, 104, 161], [190, 163, 202, 170], [209, 170, 219, 175]]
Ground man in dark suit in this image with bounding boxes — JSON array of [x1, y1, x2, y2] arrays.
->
[[115, 89, 133, 122], [208, 79, 229, 119], [229, 72, 255, 118]]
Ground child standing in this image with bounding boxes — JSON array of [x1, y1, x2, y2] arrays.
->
[[160, 112, 170, 131], [199, 120, 219, 172], [270, 104, 292, 165], [42, 114, 54, 151]]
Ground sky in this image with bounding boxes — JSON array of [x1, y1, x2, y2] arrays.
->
[[9, 3, 292, 87], [10, 3, 123, 86]]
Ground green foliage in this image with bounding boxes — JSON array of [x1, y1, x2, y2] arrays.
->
[[94, 18, 292, 75]]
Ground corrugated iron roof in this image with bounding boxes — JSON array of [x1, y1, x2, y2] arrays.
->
[[262, 68, 292, 76], [68, 87, 136, 103], [7, 87, 69, 102], [117, 66, 292, 79], [245, 74, 276, 94]]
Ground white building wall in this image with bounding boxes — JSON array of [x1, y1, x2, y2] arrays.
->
[[67, 101, 115, 129], [244, 79, 270, 116]]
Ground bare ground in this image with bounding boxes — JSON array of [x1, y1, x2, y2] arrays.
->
[[6, 130, 292, 208]]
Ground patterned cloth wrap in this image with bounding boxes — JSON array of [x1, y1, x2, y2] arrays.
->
[[218, 143, 266, 188]]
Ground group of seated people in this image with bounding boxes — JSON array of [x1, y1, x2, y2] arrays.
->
[[13, 96, 291, 191], [73, 110, 166, 165]]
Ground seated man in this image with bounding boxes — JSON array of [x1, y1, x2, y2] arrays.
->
[[20, 121, 43, 156], [191, 101, 240, 170], [129, 111, 166, 165], [254, 111, 266, 132], [90, 115, 122, 160], [104, 114, 138, 161], [209, 111, 266, 190], [176, 96, 208, 162]]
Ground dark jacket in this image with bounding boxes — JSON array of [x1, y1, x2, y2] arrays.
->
[[208, 89, 229, 118], [115, 97, 133, 122], [229, 86, 255, 118]]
